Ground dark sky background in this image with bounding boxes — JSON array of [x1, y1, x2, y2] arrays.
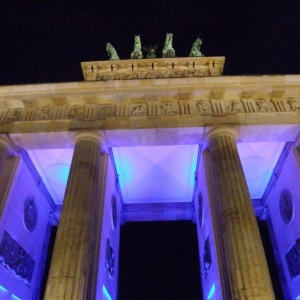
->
[[1, 1, 300, 86], [0, 1, 298, 299]]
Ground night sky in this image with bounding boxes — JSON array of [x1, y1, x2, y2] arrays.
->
[[1, 1, 300, 86], [1, 1, 299, 299]]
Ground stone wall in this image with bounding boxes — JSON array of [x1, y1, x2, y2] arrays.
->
[[97, 155, 121, 300], [266, 147, 300, 299], [195, 150, 223, 300], [0, 158, 53, 299]]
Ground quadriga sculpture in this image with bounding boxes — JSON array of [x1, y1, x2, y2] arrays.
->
[[189, 38, 204, 57], [162, 33, 175, 58], [106, 42, 120, 60], [131, 35, 143, 59], [143, 44, 158, 59]]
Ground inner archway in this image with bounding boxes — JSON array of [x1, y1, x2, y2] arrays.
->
[[118, 221, 202, 300]]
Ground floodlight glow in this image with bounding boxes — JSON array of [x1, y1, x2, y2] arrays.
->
[[207, 283, 215, 299], [102, 285, 112, 300], [47, 163, 70, 186], [0, 285, 8, 293], [112, 145, 198, 203], [296, 295, 300, 300], [12, 295, 21, 300]]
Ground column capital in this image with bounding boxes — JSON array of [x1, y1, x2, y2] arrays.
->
[[73, 131, 106, 144], [205, 127, 237, 142]]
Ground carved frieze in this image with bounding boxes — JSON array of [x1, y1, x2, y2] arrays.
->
[[255, 100, 274, 112], [105, 238, 115, 279], [96, 104, 115, 118], [210, 100, 225, 114], [35, 106, 53, 120], [0, 231, 35, 286], [67, 106, 84, 119], [159, 102, 178, 115], [285, 238, 300, 279], [241, 99, 257, 113], [6, 109, 22, 122], [194, 100, 210, 114], [225, 101, 242, 113], [287, 99, 300, 111], [203, 236, 212, 279], [0, 93, 299, 130], [129, 103, 147, 116]]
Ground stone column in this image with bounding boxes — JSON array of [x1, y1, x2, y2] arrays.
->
[[0, 136, 11, 171], [206, 127, 275, 299], [0, 136, 18, 219], [45, 132, 108, 300]]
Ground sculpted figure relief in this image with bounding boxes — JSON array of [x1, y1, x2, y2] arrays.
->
[[106, 42, 120, 60], [162, 33, 175, 58], [131, 35, 143, 59], [189, 38, 204, 57]]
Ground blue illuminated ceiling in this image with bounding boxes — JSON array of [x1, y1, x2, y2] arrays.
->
[[27, 142, 285, 205], [112, 145, 199, 204], [28, 149, 74, 204]]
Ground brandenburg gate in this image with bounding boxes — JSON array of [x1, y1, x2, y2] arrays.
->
[[0, 56, 300, 299]]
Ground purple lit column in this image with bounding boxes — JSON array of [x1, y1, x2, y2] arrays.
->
[[206, 127, 275, 299], [45, 132, 108, 300]]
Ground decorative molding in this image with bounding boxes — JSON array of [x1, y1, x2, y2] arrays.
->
[[0, 97, 299, 129], [105, 238, 115, 279], [285, 238, 300, 279], [279, 189, 294, 224], [24, 197, 38, 232], [81, 57, 225, 81], [0, 231, 35, 286], [111, 196, 117, 230], [203, 235, 212, 279], [1, 75, 300, 133]]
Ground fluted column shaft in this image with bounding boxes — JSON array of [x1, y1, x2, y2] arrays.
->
[[207, 128, 274, 299], [0, 137, 18, 219], [0, 137, 11, 172], [45, 132, 106, 300]]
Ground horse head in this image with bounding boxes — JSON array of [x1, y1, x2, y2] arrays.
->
[[106, 42, 112, 52]]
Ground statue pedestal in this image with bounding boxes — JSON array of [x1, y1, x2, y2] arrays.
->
[[81, 57, 225, 81]]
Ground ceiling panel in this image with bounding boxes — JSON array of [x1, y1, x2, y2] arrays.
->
[[237, 142, 285, 199], [27, 149, 73, 204], [112, 145, 199, 204], [26, 141, 286, 207]]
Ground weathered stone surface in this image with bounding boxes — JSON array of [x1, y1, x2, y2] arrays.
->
[[44, 132, 107, 299], [206, 127, 275, 299], [0, 231, 35, 286], [1, 73, 300, 135], [81, 57, 224, 81]]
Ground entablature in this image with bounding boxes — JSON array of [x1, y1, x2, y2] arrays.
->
[[0, 74, 300, 134]]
